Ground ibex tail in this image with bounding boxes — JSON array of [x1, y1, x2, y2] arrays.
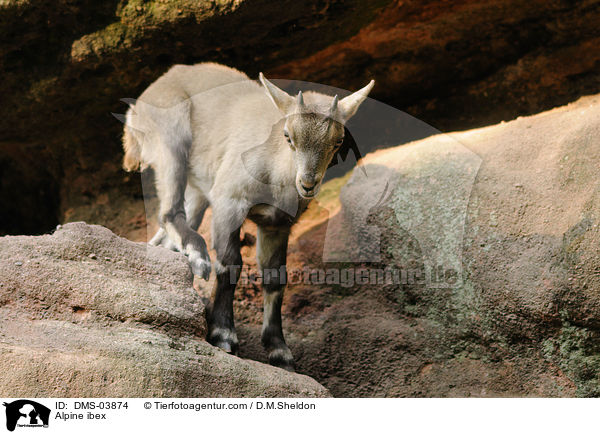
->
[[122, 124, 142, 172]]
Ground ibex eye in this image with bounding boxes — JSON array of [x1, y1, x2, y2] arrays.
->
[[284, 131, 292, 144], [335, 138, 344, 146]]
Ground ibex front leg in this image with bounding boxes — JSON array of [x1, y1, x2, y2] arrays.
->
[[207, 202, 244, 354], [257, 225, 295, 371]]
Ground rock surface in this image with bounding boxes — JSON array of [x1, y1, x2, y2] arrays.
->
[[273, 0, 600, 130], [0, 222, 330, 397]]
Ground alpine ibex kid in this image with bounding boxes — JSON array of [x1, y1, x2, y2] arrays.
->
[[122, 62, 373, 371]]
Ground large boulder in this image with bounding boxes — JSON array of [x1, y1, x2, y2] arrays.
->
[[0, 222, 329, 397], [326, 94, 600, 396]]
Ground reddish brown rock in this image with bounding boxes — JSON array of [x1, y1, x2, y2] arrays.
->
[[1, 1, 599, 235]]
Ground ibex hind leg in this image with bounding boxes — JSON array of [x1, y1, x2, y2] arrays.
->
[[184, 186, 209, 232], [149, 186, 208, 250], [149, 227, 178, 251], [154, 147, 211, 280]]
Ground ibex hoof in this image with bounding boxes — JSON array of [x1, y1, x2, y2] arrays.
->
[[208, 328, 239, 355], [188, 250, 211, 281], [268, 347, 295, 372]]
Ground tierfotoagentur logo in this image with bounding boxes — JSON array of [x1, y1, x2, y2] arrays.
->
[[233, 264, 459, 288], [2, 400, 50, 432]]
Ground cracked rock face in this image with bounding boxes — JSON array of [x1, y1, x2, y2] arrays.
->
[[322, 94, 600, 396], [0, 222, 330, 397]]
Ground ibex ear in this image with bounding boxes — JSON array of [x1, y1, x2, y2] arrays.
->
[[338, 80, 375, 122], [259, 73, 295, 114]]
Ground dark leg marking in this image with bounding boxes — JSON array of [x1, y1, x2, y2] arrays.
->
[[257, 225, 295, 371], [207, 206, 244, 354]]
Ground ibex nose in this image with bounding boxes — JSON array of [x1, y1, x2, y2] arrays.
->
[[300, 176, 319, 192]]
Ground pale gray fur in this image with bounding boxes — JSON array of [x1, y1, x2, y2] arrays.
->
[[122, 62, 373, 369]]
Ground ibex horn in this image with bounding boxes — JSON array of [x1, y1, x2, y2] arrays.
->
[[297, 91, 305, 108], [329, 95, 339, 119]]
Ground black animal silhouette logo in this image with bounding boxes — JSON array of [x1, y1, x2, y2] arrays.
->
[[3, 400, 50, 432]]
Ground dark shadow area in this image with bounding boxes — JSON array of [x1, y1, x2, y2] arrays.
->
[[0, 143, 60, 235]]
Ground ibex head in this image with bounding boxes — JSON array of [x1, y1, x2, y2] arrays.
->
[[259, 73, 374, 198]]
